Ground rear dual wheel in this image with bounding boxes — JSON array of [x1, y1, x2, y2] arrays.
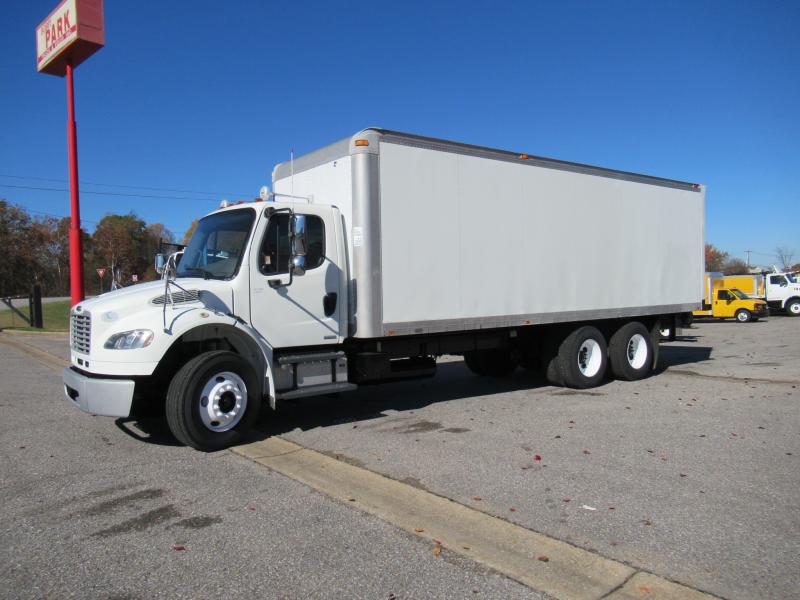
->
[[549, 326, 608, 389], [608, 322, 654, 381]]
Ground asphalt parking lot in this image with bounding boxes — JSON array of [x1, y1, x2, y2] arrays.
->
[[1, 317, 798, 599]]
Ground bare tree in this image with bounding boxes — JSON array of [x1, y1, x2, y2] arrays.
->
[[775, 246, 795, 271]]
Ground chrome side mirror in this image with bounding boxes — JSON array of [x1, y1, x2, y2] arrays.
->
[[155, 253, 166, 275], [290, 215, 308, 277]]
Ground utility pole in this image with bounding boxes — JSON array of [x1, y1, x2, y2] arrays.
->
[[744, 249, 752, 269]]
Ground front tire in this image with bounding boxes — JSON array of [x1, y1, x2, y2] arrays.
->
[[735, 309, 752, 323], [786, 299, 800, 317], [608, 322, 653, 381], [554, 326, 608, 389], [166, 351, 261, 451]]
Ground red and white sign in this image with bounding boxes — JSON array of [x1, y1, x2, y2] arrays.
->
[[131, 274, 139, 282], [35, 0, 104, 77], [96, 267, 106, 278], [36, 0, 78, 71]]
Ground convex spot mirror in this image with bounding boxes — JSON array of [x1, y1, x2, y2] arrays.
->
[[155, 253, 166, 275]]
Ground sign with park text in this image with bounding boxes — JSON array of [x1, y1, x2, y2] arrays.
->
[[36, 0, 104, 77]]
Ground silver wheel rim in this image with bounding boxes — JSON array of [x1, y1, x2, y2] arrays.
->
[[626, 333, 648, 369], [737, 311, 748, 322], [577, 339, 602, 377], [790, 303, 800, 315], [198, 371, 248, 432]]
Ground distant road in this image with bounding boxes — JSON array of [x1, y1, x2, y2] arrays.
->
[[2, 296, 70, 309]]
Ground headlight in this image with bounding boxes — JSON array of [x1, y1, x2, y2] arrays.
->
[[104, 330, 154, 350]]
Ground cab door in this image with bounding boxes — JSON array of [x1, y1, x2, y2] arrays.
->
[[248, 205, 344, 348], [714, 290, 734, 317]]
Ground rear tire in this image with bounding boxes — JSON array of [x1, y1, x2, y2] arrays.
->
[[166, 351, 261, 451], [735, 309, 752, 323], [463, 349, 518, 377], [608, 322, 654, 381], [554, 326, 608, 389]]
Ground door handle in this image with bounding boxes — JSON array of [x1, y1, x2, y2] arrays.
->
[[323, 292, 337, 317]]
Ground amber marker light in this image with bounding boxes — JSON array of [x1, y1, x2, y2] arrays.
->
[[354, 139, 370, 146]]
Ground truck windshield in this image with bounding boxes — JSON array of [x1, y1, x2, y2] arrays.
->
[[731, 288, 750, 299], [787, 273, 797, 283], [176, 208, 255, 280]]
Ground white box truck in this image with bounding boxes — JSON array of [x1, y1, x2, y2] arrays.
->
[[721, 271, 800, 316], [63, 129, 705, 450]]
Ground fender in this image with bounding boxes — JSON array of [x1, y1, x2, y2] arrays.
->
[[160, 320, 278, 409]]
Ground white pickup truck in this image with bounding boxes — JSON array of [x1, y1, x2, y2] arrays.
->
[[64, 128, 704, 450]]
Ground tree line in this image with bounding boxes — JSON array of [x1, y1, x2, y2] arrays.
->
[[0, 198, 182, 297], [705, 244, 798, 275]]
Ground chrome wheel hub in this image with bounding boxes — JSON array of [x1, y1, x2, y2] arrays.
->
[[198, 371, 247, 432]]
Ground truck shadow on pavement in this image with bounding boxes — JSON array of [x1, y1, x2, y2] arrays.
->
[[657, 344, 713, 373], [114, 348, 713, 448], [251, 361, 545, 439]]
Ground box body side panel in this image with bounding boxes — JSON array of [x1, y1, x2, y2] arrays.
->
[[378, 142, 703, 334]]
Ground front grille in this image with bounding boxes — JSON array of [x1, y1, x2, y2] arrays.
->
[[71, 312, 91, 354], [151, 290, 199, 305]]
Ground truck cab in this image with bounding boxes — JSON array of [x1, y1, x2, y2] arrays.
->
[[765, 272, 800, 316]]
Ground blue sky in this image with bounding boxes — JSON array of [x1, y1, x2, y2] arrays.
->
[[2, 0, 798, 266]]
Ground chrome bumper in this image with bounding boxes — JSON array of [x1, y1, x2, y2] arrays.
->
[[63, 367, 135, 418]]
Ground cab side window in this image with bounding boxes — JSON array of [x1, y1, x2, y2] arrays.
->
[[259, 214, 325, 275], [717, 290, 731, 301]]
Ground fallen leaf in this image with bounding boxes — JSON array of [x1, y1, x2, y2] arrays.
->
[[568, 420, 575, 424], [554, 435, 561, 439], [533, 455, 542, 461], [608, 506, 615, 510], [433, 538, 442, 545], [563, 498, 571, 503], [679, 473, 687, 478], [582, 449, 591, 455], [537, 555, 550, 562], [172, 545, 186, 552], [472, 496, 482, 501], [641, 519, 653, 526], [462, 545, 471, 550], [509, 508, 516, 512], [639, 586, 652, 593], [347, 497, 356, 502], [414, 527, 425, 533], [432, 546, 442, 556]]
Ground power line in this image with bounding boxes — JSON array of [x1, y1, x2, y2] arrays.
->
[[0, 183, 222, 202], [15, 207, 186, 235], [0, 173, 250, 197]]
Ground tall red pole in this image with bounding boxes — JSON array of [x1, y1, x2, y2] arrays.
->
[[66, 61, 85, 305]]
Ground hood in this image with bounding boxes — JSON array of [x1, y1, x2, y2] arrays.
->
[[73, 279, 236, 324]]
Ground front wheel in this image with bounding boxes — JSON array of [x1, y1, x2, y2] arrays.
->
[[786, 299, 800, 317], [735, 309, 752, 323], [166, 351, 261, 451]]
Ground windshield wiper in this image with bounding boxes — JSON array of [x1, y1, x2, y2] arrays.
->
[[182, 267, 216, 280]]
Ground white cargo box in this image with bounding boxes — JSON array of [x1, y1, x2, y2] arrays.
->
[[273, 129, 704, 339]]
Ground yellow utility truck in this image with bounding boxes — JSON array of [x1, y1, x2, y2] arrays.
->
[[693, 272, 769, 322]]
